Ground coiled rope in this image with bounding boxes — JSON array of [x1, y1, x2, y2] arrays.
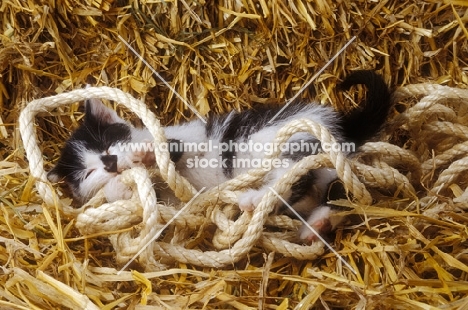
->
[[19, 83, 468, 269]]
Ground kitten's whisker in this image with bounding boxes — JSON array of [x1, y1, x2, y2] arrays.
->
[[117, 34, 207, 124], [268, 187, 358, 275], [268, 35, 357, 124], [117, 186, 207, 274]]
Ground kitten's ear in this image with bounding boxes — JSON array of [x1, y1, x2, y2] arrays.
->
[[84, 98, 126, 126]]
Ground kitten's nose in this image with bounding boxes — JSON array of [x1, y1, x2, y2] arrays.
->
[[100, 154, 118, 173]]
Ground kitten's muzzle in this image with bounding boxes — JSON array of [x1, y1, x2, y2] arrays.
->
[[100, 154, 118, 173]]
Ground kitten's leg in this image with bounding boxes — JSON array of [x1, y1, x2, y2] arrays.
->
[[238, 187, 275, 211], [299, 180, 348, 242], [298, 206, 345, 242], [238, 168, 291, 211], [237, 167, 332, 212]]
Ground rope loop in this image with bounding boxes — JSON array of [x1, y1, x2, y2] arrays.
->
[[19, 83, 468, 269]]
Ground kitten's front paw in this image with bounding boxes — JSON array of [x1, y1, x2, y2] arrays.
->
[[141, 150, 156, 166], [238, 188, 268, 211], [130, 150, 155, 167], [133, 147, 155, 167], [104, 176, 133, 202], [119, 139, 155, 168]]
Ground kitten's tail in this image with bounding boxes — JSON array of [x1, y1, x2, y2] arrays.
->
[[338, 70, 392, 146]]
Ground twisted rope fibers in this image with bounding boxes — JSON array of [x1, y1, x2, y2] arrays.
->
[[19, 83, 468, 269]]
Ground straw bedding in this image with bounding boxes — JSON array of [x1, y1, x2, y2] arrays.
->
[[1, 0, 468, 309]]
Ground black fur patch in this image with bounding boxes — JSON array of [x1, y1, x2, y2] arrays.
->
[[209, 104, 319, 177]]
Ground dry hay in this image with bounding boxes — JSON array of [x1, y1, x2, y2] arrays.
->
[[1, 0, 468, 309]]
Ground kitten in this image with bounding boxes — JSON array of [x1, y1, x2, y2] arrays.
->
[[48, 70, 391, 241], [47, 98, 155, 203]]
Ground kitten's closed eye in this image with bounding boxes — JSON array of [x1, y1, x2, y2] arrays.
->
[[85, 169, 95, 179]]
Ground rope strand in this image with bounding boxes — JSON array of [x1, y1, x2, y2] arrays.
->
[[19, 83, 468, 269]]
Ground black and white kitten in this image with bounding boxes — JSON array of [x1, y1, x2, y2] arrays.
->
[[48, 70, 391, 241]]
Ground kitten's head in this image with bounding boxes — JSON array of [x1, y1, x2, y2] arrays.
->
[[48, 99, 152, 203]]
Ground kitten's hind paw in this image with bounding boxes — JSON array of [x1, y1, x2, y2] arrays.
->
[[299, 217, 332, 242], [298, 206, 343, 242]]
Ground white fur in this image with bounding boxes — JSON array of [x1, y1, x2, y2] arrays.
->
[[164, 120, 231, 189], [104, 175, 133, 202], [78, 148, 118, 201]]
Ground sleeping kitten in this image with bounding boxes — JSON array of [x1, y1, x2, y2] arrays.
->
[[48, 70, 391, 241], [47, 98, 155, 203]]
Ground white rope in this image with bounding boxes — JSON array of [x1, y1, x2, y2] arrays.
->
[[19, 82, 468, 269]]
